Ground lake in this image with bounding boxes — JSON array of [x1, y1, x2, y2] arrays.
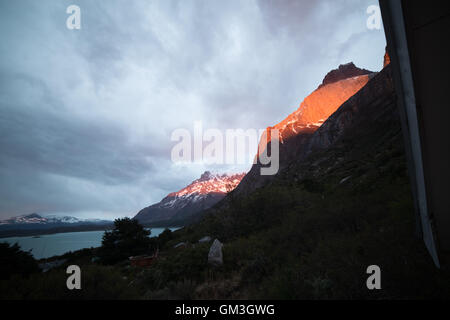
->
[[0, 228, 178, 260]]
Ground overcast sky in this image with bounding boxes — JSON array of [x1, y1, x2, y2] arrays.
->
[[0, 0, 386, 220]]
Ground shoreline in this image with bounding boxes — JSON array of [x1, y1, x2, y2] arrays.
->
[[0, 222, 184, 239]]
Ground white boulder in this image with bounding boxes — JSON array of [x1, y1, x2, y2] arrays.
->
[[208, 239, 223, 266]]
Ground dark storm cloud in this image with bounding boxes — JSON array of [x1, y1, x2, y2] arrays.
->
[[0, 0, 385, 219], [0, 71, 172, 218]]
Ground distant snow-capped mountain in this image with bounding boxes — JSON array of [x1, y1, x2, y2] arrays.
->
[[134, 171, 245, 224], [0, 213, 109, 225], [0, 213, 113, 238]]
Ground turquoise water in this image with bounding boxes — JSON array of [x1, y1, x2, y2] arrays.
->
[[0, 228, 177, 260]]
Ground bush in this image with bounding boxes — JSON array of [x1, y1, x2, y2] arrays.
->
[[157, 228, 174, 249], [0, 242, 40, 280], [98, 218, 152, 264], [0, 264, 139, 299]]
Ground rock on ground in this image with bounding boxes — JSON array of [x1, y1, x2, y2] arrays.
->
[[208, 239, 223, 266]]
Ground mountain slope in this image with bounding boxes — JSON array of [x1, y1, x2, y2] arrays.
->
[[270, 62, 373, 143], [197, 63, 397, 239], [239, 62, 375, 195], [134, 171, 245, 225]]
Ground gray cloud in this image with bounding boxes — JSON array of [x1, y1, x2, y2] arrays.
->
[[0, 0, 385, 219]]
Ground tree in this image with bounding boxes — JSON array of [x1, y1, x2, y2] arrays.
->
[[157, 228, 174, 249], [0, 242, 40, 280], [98, 218, 151, 264]]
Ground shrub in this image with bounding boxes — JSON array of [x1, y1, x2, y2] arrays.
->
[[98, 218, 152, 264], [0, 242, 40, 280]]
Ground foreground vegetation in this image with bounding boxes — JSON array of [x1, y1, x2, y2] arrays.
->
[[2, 139, 450, 300]]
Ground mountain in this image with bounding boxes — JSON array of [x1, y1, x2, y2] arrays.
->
[[134, 171, 245, 225], [160, 57, 438, 299], [136, 63, 376, 223], [0, 213, 109, 225], [210, 57, 397, 233], [0, 213, 79, 225], [260, 62, 373, 145], [239, 62, 376, 194], [0, 213, 48, 225], [0, 213, 112, 238]]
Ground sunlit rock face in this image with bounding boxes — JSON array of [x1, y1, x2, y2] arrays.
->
[[258, 63, 372, 152], [384, 47, 391, 68], [242, 63, 374, 194], [302, 64, 394, 158], [134, 172, 245, 224]]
